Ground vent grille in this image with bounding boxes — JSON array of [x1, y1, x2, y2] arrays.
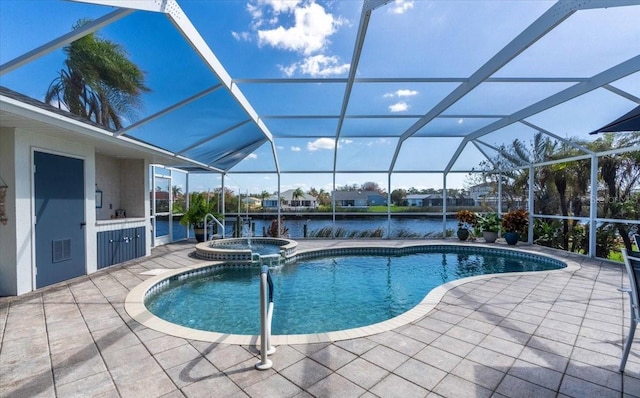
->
[[52, 239, 71, 263]]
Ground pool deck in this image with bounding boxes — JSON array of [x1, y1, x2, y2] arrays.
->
[[1, 239, 639, 397]]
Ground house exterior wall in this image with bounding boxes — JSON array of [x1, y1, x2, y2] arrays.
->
[[0, 127, 18, 296], [0, 125, 152, 296], [96, 156, 146, 220], [367, 194, 387, 206], [0, 127, 97, 296], [263, 199, 279, 208], [96, 154, 121, 220], [119, 159, 146, 218]]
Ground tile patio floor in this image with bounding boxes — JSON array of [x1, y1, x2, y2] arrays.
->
[[1, 239, 639, 398]]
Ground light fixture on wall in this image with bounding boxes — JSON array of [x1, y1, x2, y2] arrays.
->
[[95, 184, 103, 209], [0, 176, 7, 225]]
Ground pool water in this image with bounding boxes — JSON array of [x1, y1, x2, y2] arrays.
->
[[145, 250, 564, 335]]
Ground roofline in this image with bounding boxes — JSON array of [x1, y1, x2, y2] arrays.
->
[[0, 90, 225, 172]]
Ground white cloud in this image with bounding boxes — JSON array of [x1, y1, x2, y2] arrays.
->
[[384, 89, 418, 98], [257, 2, 343, 55], [367, 138, 391, 146], [279, 54, 350, 77], [246, 3, 263, 26], [397, 89, 418, 97], [388, 0, 414, 15], [307, 137, 335, 151], [260, 0, 302, 14], [246, 153, 258, 159], [389, 101, 409, 112], [457, 118, 464, 124], [291, 146, 301, 151], [340, 139, 353, 145], [231, 31, 251, 41], [280, 63, 298, 77]]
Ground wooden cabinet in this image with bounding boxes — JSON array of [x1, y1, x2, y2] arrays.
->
[[96, 222, 146, 269]]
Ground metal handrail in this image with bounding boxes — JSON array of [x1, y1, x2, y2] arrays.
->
[[255, 265, 276, 370], [204, 213, 225, 240]]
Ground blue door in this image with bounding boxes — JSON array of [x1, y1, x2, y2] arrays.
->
[[34, 152, 86, 288]]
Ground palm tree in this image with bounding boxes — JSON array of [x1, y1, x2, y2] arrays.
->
[[46, 19, 149, 130], [259, 190, 271, 210], [172, 185, 183, 199], [588, 132, 640, 253], [316, 188, 331, 206], [292, 187, 305, 211]]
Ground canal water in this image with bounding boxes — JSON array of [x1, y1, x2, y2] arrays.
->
[[158, 216, 459, 241]]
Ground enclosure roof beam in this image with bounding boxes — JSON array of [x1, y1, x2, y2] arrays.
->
[[519, 120, 594, 154], [0, 9, 133, 76], [176, 119, 252, 156], [331, 0, 377, 174], [444, 54, 640, 174], [388, 0, 582, 173], [73, 0, 281, 174], [117, 84, 223, 136], [603, 84, 640, 104]]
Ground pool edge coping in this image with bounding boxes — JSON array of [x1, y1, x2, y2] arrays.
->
[[124, 242, 581, 346]]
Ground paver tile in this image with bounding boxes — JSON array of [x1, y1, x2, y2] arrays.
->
[[507, 359, 563, 391], [203, 345, 255, 371], [433, 374, 492, 398], [451, 358, 506, 390], [559, 374, 621, 398], [224, 358, 277, 389], [165, 357, 219, 389], [334, 338, 378, 356], [309, 344, 357, 370], [414, 345, 463, 372], [370, 373, 428, 398], [242, 374, 302, 398], [336, 357, 388, 390], [53, 355, 107, 386], [395, 357, 447, 391], [280, 357, 332, 389], [55, 371, 116, 398], [361, 344, 409, 371], [306, 373, 366, 398], [495, 374, 556, 398], [155, 343, 203, 370]]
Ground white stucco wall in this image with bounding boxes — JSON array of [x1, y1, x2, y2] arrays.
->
[[0, 127, 97, 296], [0, 127, 18, 296], [95, 154, 121, 220]]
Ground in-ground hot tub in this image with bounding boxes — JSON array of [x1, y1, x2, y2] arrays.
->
[[195, 237, 297, 263]]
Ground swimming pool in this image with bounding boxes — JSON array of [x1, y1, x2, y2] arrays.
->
[[144, 246, 565, 336]]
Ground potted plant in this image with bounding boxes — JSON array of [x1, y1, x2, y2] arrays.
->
[[476, 212, 501, 243], [501, 209, 529, 245], [455, 210, 477, 241], [180, 192, 218, 242]]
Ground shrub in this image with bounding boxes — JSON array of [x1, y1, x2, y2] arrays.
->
[[501, 209, 529, 234], [456, 210, 477, 229], [476, 212, 501, 233]]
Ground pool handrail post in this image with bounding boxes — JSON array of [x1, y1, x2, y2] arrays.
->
[[204, 213, 225, 240], [265, 267, 275, 354], [256, 265, 275, 370]]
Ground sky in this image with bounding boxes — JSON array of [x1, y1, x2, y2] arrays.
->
[[1, 0, 639, 196]]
